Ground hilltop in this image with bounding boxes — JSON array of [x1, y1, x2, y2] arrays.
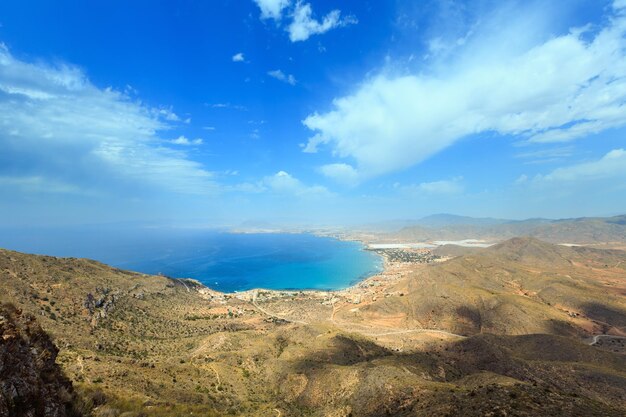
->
[[0, 239, 625, 416]]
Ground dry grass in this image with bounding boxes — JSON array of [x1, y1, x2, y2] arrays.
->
[[1, 238, 625, 416]]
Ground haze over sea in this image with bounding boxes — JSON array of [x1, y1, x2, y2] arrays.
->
[[0, 228, 382, 293]]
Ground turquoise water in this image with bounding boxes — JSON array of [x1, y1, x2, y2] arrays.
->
[[0, 230, 382, 292], [120, 233, 382, 292]]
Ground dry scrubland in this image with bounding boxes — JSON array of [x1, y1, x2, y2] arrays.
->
[[1, 237, 626, 416]]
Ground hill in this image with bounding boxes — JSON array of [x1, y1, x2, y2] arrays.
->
[[393, 215, 626, 246], [345, 238, 626, 337], [432, 244, 485, 257], [0, 242, 625, 416]]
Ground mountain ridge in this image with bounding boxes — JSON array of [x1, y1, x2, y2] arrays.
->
[[392, 214, 626, 246]]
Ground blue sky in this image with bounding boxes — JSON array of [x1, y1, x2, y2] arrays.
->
[[1, 0, 625, 228]]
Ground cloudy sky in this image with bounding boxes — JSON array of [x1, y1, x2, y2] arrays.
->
[[1, 0, 625, 228]]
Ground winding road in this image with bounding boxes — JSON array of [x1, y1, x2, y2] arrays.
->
[[365, 328, 466, 338], [251, 299, 308, 325], [588, 334, 626, 345], [209, 365, 221, 388], [253, 295, 465, 340]]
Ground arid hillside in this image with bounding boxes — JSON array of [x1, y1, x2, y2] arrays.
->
[[393, 215, 626, 247], [343, 238, 626, 337], [0, 240, 625, 417]]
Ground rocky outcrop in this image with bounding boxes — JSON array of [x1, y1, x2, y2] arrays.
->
[[0, 304, 80, 417], [84, 287, 119, 327]]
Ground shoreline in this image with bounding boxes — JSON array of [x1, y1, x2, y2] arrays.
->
[[197, 234, 456, 298], [157, 231, 384, 297], [188, 244, 391, 299], [186, 237, 390, 299], [187, 244, 429, 314], [177, 232, 465, 299]]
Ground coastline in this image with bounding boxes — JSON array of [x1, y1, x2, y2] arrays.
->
[[177, 231, 458, 302], [120, 231, 384, 295], [182, 233, 388, 299], [185, 240, 415, 316]]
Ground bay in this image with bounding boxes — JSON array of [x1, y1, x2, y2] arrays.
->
[[0, 228, 382, 293]]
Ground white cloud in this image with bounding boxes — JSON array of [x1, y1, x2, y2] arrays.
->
[[303, 2, 626, 180], [170, 136, 203, 146], [232, 52, 245, 62], [263, 171, 330, 197], [0, 44, 214, 196], [209, 102, 247, 111], [158, 108, 182, 122], [515, 174, 529, 184], [399, 177, 464, 195], [533, 149, 626, 183], [515, 146, 574, 164], [318, 163, 359, 186], [268, 69, 296, 85], [265, 170, 300, 191], [0, 175, 88, 195], [252, 0, 355, 42], [287, 2, 357, 42], [253, 0, 291, 20]]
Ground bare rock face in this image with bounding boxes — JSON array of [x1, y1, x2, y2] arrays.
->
[[0, 304, 79, 417]]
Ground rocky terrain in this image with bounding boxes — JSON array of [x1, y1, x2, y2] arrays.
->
[[0, 237, 625, 416], [0, 303, 80, 417]]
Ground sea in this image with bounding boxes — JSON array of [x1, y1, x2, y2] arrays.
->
[[0, 228, 383, 293]]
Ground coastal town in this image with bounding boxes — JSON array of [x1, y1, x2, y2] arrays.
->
[[367, 247, 441, 263]]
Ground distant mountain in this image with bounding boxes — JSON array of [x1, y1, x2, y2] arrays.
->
[[415, 213, 512, 228], [393, 214, 626, 245], [606, 214, 626, 225], [354, 219, 421, 232]]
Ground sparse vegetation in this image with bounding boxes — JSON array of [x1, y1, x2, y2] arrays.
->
[[1, 240, 625, 416]]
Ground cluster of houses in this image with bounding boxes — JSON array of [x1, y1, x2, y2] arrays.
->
[[371, 248, 440, 264]]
